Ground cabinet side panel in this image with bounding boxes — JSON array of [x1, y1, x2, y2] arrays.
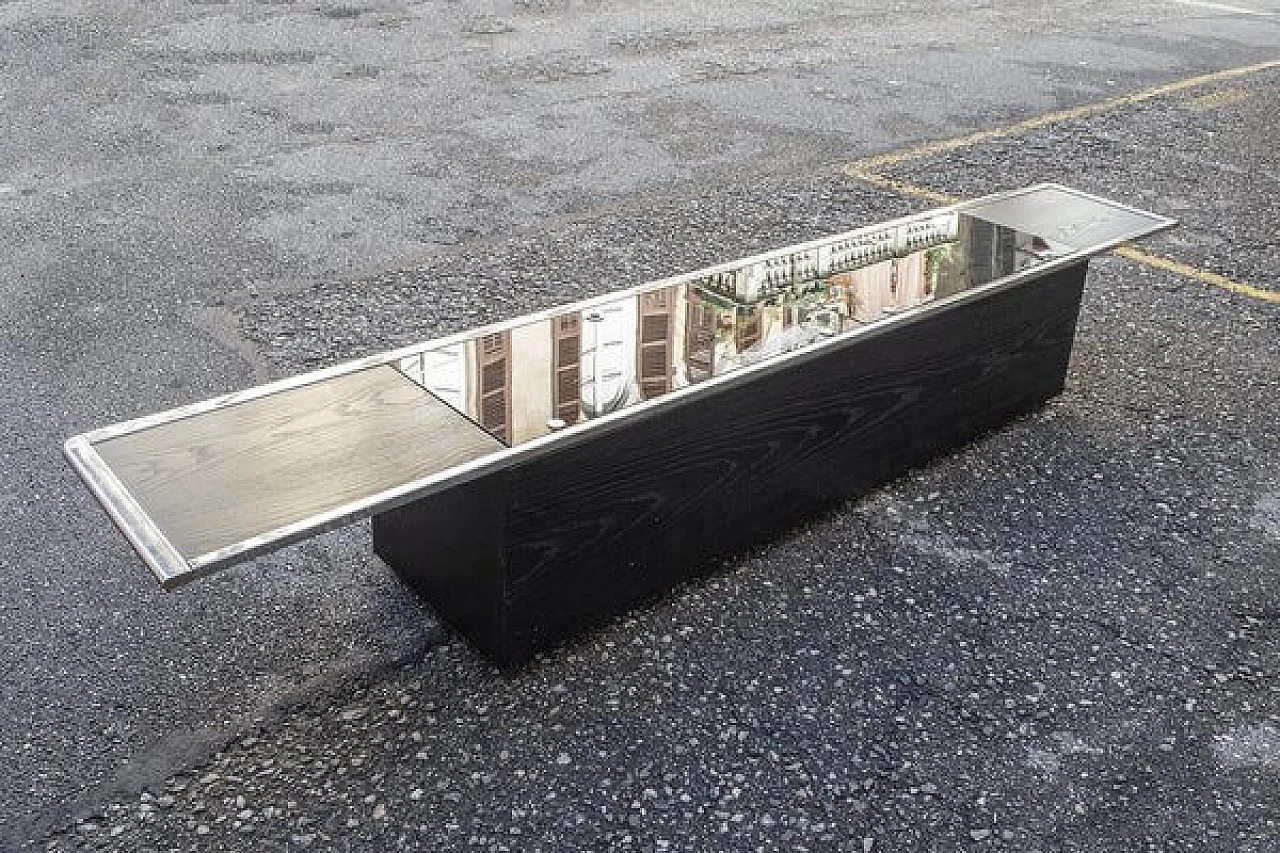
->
[[372, 473, 511, 663]]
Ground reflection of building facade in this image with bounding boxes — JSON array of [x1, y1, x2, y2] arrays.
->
[[834, 260, 895, 322], [942, 215, 1019, 298], [398, 212, 1055, 448]]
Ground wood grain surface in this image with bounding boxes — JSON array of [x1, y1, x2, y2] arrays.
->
[[94, 366, 503, 560]]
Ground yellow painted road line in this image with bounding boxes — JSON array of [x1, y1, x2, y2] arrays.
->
[[844, 172, 1280, 304], [842, 59, 1280, 174], [1188, 87, 1250, 110], [1112, 246, 1280, 303], [844, 170, 960, 205]]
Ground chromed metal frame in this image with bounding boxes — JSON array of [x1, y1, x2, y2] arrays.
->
[[64, 183, 1176, 588]]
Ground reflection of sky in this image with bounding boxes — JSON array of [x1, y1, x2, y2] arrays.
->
[[398, 344, 465, 413]]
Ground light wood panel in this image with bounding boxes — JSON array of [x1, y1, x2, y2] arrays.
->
[[94, 366, 503, 560]]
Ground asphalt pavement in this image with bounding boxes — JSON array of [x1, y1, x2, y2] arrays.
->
[[2, 1, 1278, 850]]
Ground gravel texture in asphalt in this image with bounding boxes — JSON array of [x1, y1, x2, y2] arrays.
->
[[4, 1, 1279, 849], [43, 166, 1280, 852]]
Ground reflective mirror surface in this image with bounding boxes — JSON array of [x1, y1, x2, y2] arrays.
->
[[397, 213, 1072, 446]]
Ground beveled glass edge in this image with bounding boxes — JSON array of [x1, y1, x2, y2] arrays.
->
[[67, 183, 1178, 583]]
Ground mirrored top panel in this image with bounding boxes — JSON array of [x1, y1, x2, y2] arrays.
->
[[397, 213, 1071, 446]]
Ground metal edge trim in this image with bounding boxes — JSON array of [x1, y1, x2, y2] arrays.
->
[[63, 437, 192, 589], [1039, 181, 1181, 243], [186, 241, 1133, 573]]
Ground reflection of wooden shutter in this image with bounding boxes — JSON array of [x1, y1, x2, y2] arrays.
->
[[552, 313, 580, 424], [685, 291, 716, 381], [477, 332, 511, 444], [637, 288, 674, 400]]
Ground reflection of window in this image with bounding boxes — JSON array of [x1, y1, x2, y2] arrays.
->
[[638, 287, 674, 399], [482, 360, 505, 389], [580, 301, 632, 417], [957, 215, 1018, 293], [478, 332, 511, 444]]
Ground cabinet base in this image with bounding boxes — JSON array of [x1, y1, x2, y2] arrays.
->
[[374, 262, 1088, 667]]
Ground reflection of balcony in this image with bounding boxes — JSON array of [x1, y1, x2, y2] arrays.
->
[[825, 229, 896, 275]]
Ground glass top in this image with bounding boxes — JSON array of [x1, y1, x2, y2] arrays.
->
[[396, 212, 1072, 447]]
